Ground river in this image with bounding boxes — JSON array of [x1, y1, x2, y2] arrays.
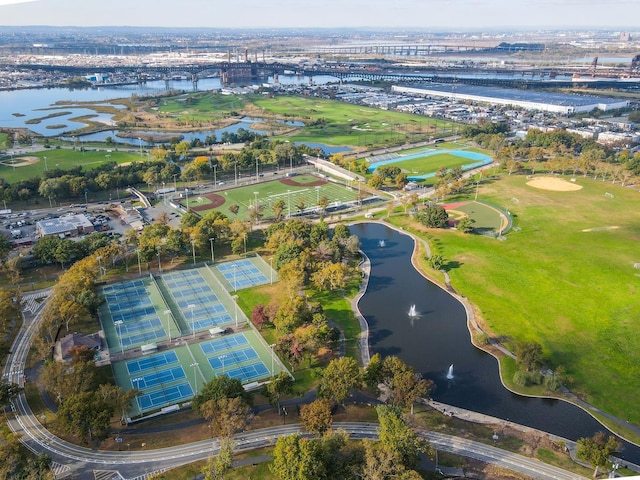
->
[[353, 222, 640, 464]]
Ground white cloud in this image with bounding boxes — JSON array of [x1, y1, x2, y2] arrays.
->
[[0, 0, 37, 5]]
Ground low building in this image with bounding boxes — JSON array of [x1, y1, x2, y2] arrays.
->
[[54, 332, 102, 363], [36, 214, 94, 238]]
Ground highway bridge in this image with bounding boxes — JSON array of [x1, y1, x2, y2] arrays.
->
[[2, 60, 639, 89]]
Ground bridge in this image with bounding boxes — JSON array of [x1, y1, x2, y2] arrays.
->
[[1, 61, 639, 89]]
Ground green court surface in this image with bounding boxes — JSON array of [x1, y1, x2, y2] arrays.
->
[[185, 174, 366, 220], [101, 262, 286, 418], [111, 329, 287, 418]]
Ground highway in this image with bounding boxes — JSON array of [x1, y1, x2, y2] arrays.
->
[[4, 295, 587, 479]]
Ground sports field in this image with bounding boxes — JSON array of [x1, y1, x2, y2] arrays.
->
[[101, 261, 284, 417], [182, 174, 368, 220], [0, 149, 141, 183], [443, 200, 511, 235], [367, 148, 493, 181]]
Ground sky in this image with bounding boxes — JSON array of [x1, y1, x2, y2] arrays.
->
[[0, 0, 639, 29]]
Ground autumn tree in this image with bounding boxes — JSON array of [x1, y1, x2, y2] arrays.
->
[[200, 396, 252, 438], [318, 356, 362, 407], [300, 398, 334, 435], [262, 372, 294, 413], [576, 432, 622, 478]]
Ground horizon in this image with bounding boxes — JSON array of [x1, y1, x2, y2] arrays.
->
[[0, 0, 639, 30]]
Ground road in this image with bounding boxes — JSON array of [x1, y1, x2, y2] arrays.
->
[[4, 297, 586, 479]]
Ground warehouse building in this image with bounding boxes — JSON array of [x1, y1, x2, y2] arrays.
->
[[392, 84, 629, 114]]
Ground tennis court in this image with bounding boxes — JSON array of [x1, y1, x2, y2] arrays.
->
[[200, 334, 249, 355], [137, 383, 194, 412], [162, 269, 234, 334], [199, 332, 271, 383], [224, 362, 270, 383], [101, 278, 173, 352], [126, 351, 179, 375], [216, 258, 270, 291]]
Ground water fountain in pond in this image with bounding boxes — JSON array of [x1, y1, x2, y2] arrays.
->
[[446, 364, 454, 380], [408, 305, 417, 317], [379, 240, 386, 247]]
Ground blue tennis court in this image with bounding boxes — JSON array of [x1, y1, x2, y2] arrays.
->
[[130, 366, 185, 389], [217, 259, 269, 290], [208, 347, 259, 370], [200, 334, 249, 355], [162, 270, 234, 333], [137, 382, 194, 411], [127, 351, 179, 375], [225, 362, 269, 383]]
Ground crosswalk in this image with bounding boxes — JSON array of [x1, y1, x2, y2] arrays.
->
[[21, 292, 47, 314], [50, 462, 70, 478], [92, 471, 124, 480]]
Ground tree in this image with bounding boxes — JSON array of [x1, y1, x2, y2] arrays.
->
[[200, 396, 251, 438], [379, 356, 433, 412], [395, 173, 409, 189], [576, 432, 622, 478], [428, 254, 444, 270], [262, 372, 294, 412], [515, 341, 544, 373], [318, 356, 362, 407], [456, 216, 475, 233], [0, 381, 22, 407], [271, 434, 327, 480], [203, 437, 234, 480], [250, 303, 269, 329], [415, 205, 449, 228], [192, 375, 251, 412], [300, 398, 334, 435], [376, 405, 431, 470], [57, 391, 114, 443], [311, 261, 352, 291], [272, 199, 286, 222], [369, 173, 384, 189]]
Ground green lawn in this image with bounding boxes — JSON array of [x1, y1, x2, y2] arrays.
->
[[391, 152, 474, 175], [392, 174, 640, 422], [157, 92, 250, 122], [252, 95, 454, 147], [0, 148, 142, 183]]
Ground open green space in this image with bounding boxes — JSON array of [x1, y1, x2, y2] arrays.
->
[[0, 148, 141, 183], [252, 95, 454, 147], [190, 174, 363, 221], [392, 151, 474, 175], [392, 174, 640, 422], [157, 92, 251, 122]]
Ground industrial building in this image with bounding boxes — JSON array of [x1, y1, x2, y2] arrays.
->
[[36, 214, 95, 238], [392, 84, 629, 114]]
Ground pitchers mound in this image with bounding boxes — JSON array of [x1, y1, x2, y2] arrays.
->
[[526, 177, 582, 192]]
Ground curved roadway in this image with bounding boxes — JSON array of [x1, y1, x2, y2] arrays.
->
[[5, 294, 586, 479]]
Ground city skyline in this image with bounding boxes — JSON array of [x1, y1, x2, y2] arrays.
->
[[0, 0, 639, 29]]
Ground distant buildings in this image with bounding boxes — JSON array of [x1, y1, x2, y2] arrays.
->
[[392, 84, 629, 115]]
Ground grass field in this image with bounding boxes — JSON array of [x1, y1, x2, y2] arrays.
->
[[252, 95, 454, 147], [0, 148, 141, 183], [157, 93, 250, 122], [189, 174, 364, 221], [392, 174, 640, 422]]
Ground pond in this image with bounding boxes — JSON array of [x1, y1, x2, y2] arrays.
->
[[353, 222, 640, 464]]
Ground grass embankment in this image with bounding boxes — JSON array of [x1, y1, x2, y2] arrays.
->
[[391, 174, 640, 426]]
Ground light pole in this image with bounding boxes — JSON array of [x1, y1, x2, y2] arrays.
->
[[43, 156, 47, 171], [213, 164, 217, 188], [269, 343, 276, 377], [132, 376, 143, 392], [234, 161, 238, 186], [188, 304, 196, 338], [255, 157, 259, 182], [253, 191, 259, 209], [191, 239, 196, 266], [173, 173, 177, 192], [136, 248, 142, 275], [157, 248, 162, 271], [233, 264, 237, 292], [138, 137, 143, 157], [209, 237, 215, 263], [164, 309, 172, 343], [269, 257, 274, 284], [287, 190, 291, 218], [231, 294, 239, 328], [190, 362, 199, 395], [114, 320, 124, 354], [219, 354, 228, 375]]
